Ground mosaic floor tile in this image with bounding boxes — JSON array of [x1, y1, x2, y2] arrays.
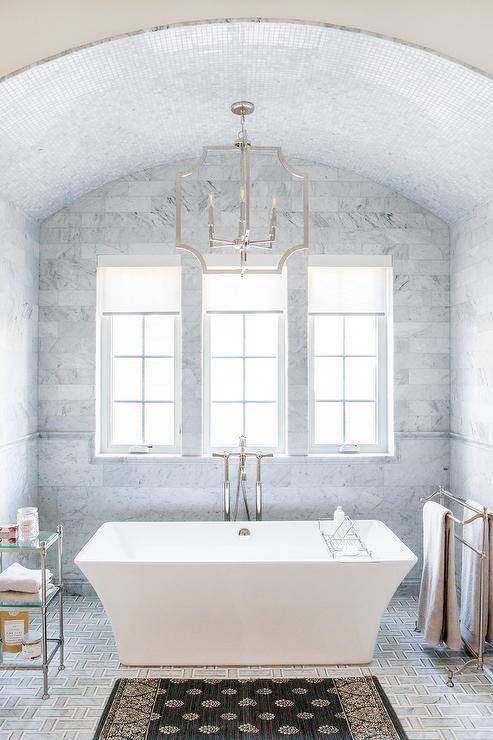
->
[[0, 594, 492, 738]]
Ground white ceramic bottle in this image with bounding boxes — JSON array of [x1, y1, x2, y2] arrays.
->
[[333, 505, 346, 539]]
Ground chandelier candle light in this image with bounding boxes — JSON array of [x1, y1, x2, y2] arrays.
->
[[176, 101, 309, 275]]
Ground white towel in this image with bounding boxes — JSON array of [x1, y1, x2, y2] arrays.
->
[[460, 500, 493, 651], [417, 501, 461, 650], [0, 584, 56, 603], [0, 563, 52, 593]]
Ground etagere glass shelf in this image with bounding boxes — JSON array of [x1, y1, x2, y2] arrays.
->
[[0, 526, 65, 699]]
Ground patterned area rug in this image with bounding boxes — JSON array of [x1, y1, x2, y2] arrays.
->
[[94, 677, 407, 739]]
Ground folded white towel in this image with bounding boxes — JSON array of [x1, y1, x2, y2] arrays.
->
[[460, 500, 493, 651], [0, 584, 56, 603], [0, 563, 52, 593], [417, 501, 461, 650]]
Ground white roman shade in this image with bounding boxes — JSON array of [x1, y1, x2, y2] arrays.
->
[[98, 256, 181, 313], [308, 256, 391, 314], [204, 272, 286, 312]]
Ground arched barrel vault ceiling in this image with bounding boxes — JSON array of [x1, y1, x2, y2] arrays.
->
[[1, 20, 493, 222]]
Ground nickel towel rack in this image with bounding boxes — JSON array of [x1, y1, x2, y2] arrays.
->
[[419, 485, 490, 687]]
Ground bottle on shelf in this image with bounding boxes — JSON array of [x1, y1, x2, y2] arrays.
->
[[333, 505, 349, 539]]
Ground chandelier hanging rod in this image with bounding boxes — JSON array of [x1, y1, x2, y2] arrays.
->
[[207, 101, 278, 274]]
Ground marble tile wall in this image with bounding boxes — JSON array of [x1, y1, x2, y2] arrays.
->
[[38, 160, 451, 581], [450, 199, 493, 509], [38, 433, 449, 583], [0, 197, 39, 522]]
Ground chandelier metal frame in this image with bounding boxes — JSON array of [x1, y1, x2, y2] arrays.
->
[[175, 101, 309, 275]]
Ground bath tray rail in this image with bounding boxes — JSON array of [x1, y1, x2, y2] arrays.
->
[[318, 517, 372, 559]]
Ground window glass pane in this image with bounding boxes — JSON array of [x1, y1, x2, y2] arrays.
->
[[210, 314, 243, 356], [313, 315, 343, 356], [144, 358, 174, 401], [314, 357, 343, 400], [244, 314, 278, 356], [245, 403, 277, 446], [314, 402, 343, 444], [210, 403, 243, 447], [245, 358, 277, 402], [145, 315, 174, 356], [211, 358, 243, 401], [112, 315, 142, 355], [345, 316, 377, 355], [145, 403, 174, 445], [112, 403, 142, 444], [346, 357, 376, 400], [113, 358, 142, 401], [345, 402, 376, 444]]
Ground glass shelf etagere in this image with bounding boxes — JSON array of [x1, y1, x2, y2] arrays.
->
[[0, 526, 65, 699]]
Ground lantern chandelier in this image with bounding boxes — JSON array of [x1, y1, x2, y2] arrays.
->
[[175, 101, 309, 275]]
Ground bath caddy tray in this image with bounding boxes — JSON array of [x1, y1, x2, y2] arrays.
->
[[319, 517, 372, 559], [0, 526, 65, 699]]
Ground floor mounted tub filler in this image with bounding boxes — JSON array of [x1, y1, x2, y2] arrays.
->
[[75, 520, 416, 666]]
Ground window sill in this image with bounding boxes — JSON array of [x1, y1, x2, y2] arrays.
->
[[95, 452, 189, 462], [306, 451, 394, 460], [93, 451, 396, 463]]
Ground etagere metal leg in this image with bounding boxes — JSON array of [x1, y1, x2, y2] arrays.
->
[[40, 543, 49, 699], [57, 525, 65, 670], [447, 657, 483, 687]]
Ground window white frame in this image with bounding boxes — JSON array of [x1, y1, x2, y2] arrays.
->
[[309, 313, 389, 453], [99, 313, 181, 454], [96, 255, 182, 456], [203, 311, 286, 454], [308, 256, 393, 455]]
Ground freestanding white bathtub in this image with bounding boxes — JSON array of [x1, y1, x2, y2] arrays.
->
[[75, 520, 416, 666]]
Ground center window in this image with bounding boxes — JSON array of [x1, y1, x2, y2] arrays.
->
[[203, 272, 286, 452]]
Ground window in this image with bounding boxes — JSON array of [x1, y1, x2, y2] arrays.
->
[[203, 271, 286, 452], [97, 257, 181, 454], [308, 257, 393, 454]]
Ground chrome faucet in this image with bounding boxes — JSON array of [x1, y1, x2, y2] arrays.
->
[[213, 436, 273, 521]]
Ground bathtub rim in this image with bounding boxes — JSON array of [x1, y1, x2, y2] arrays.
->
[[74, 519, 418, 567]]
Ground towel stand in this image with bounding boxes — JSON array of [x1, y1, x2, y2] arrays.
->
[[419, 485, 490, 687]]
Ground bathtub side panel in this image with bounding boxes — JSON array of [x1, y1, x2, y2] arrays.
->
[[78, 560, 413, 665]]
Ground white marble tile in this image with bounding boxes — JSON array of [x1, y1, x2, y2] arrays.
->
[[450, 198, 493, 506], [0, 197, 39, 520], [33, 160, 453, 582]]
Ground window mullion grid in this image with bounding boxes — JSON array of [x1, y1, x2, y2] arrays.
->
[[242, 313, 246, 438], [105, 311, 178, 453], [342, 315, 346, 444], [310, 309, 387, 453], [107, 316, 113, 451], [208, 311, 281, 450], [141, 315, 145, 445], [113, 354, 174, 359], [374, 316, 379, 444]]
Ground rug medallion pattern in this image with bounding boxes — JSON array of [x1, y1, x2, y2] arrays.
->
[[95, 676, 407, 739]]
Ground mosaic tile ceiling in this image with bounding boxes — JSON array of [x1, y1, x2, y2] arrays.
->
[[1, 20, 493, 221]]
